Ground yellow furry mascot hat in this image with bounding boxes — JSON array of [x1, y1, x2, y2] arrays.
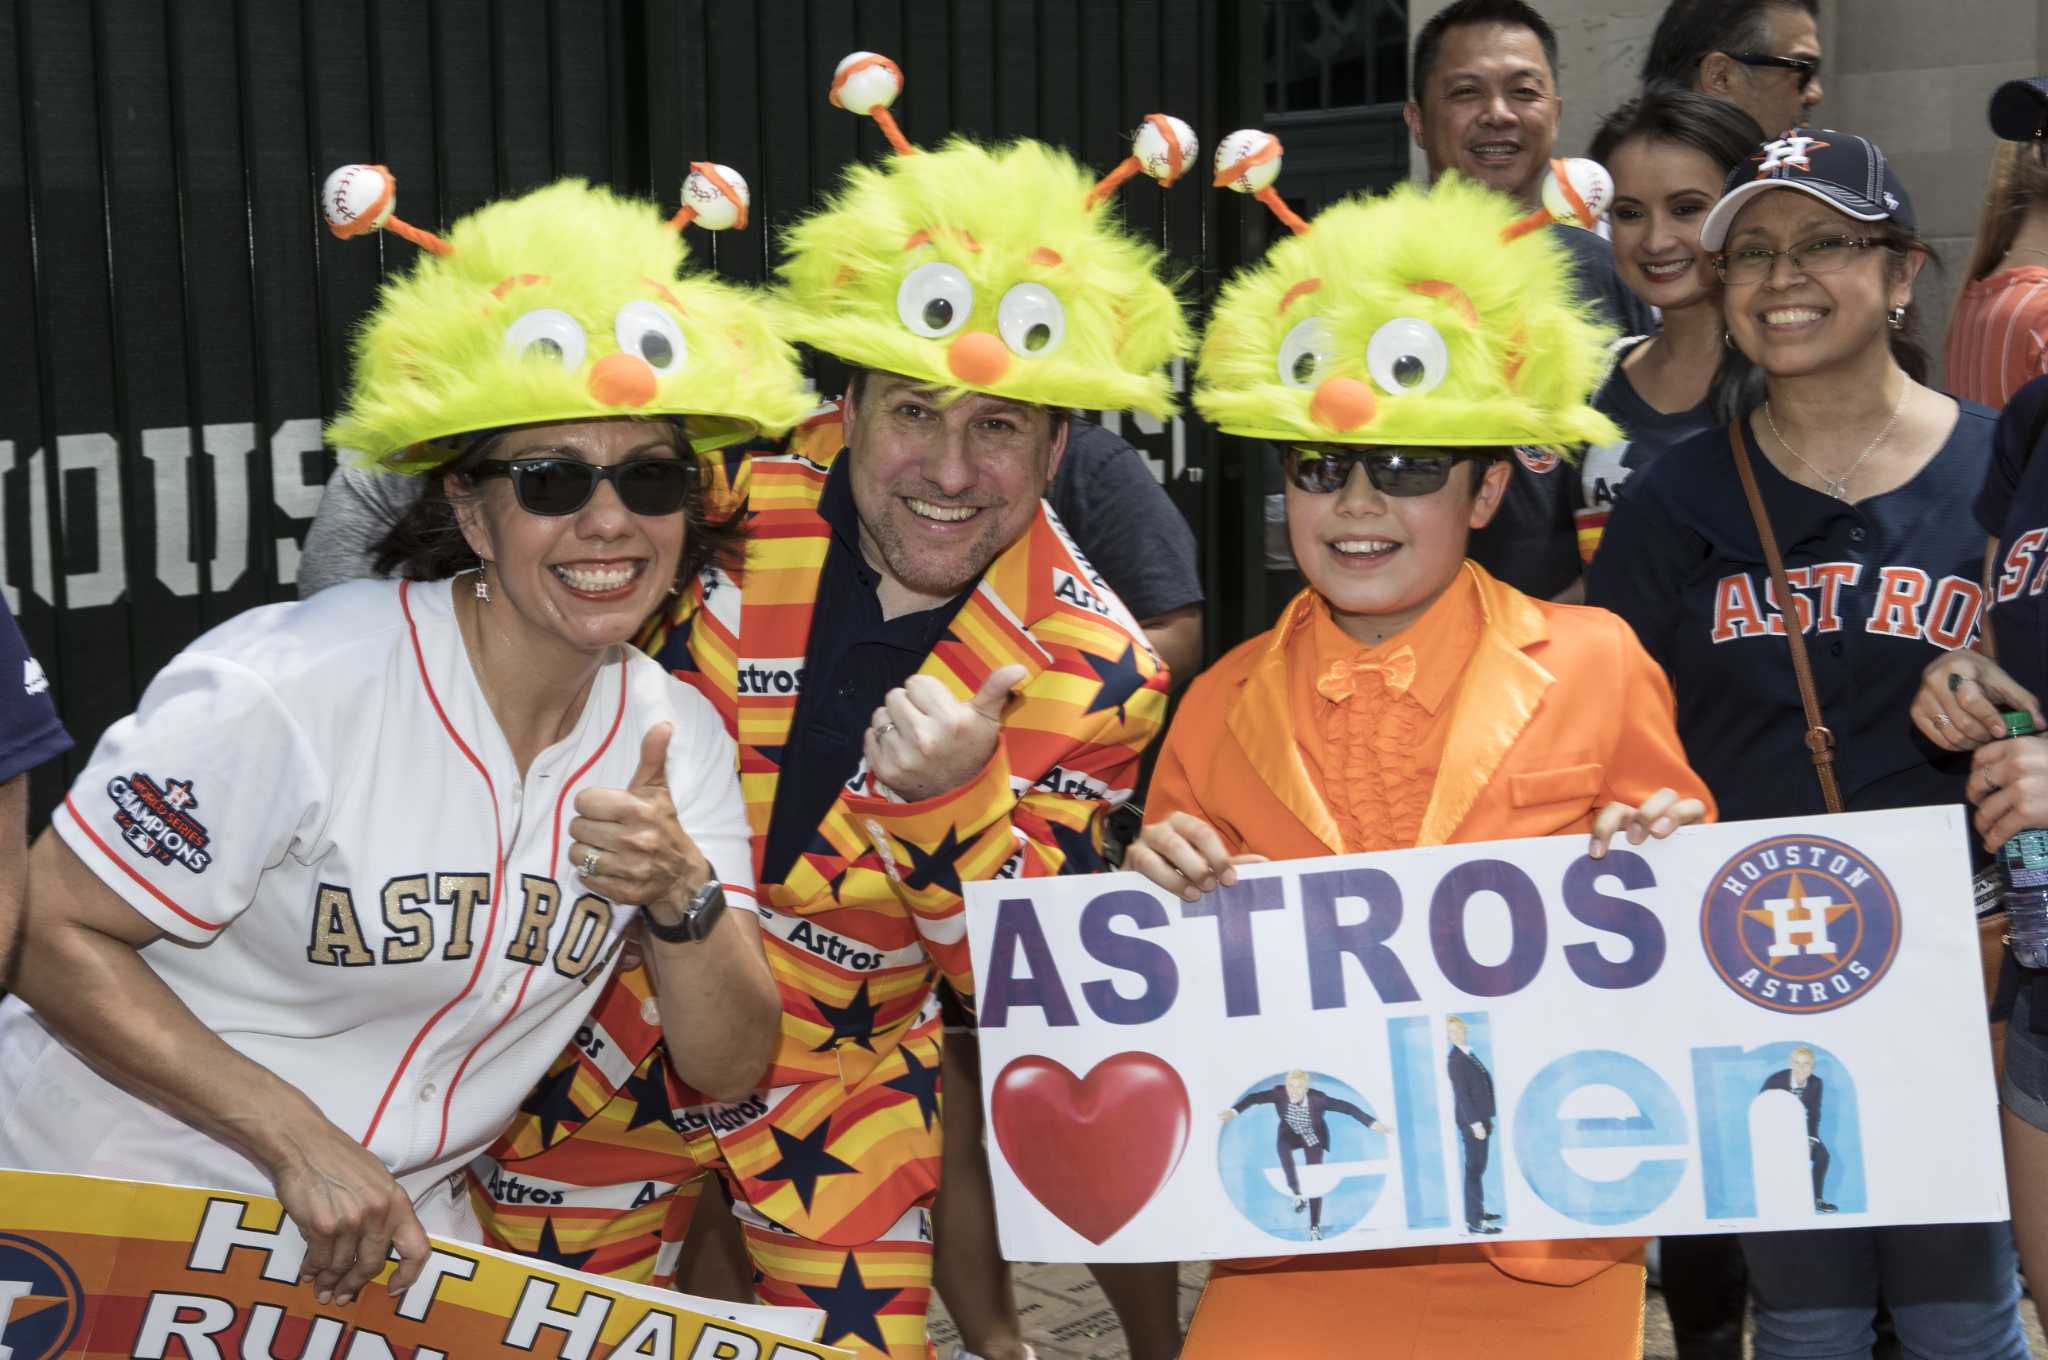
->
[[1195, 131, 1622, 453], [320, 164, 812, 472], [774, 53, 1196, 418]]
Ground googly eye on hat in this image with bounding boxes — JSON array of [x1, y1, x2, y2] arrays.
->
[[1699, 128, 1914, 252], [1990, 77, 2048, 142]]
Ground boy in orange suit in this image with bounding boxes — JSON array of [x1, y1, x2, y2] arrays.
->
[[1123, 162, 1715, 1356]]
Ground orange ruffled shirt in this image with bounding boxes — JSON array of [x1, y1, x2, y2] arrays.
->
[[1294, 570, 1482, 853]]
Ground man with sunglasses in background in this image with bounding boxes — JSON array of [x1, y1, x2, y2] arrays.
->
[[1643, 0, 1824, 140]]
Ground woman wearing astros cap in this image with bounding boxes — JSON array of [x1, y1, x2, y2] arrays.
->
[[0, 168, 806, 1308], [1590, 129, 2031, 1359]]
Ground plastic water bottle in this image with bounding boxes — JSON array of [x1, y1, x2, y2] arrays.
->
[[1999, 710, 2048, 969]]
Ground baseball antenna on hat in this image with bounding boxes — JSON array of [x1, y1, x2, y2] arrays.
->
[[831, 52, 916, 156], [668, 162, 751, 233], [1087, 115, 1201, 208], [1213, 129, 1311, 235], [321, 164, 452, 255], [1502, 159, 1614, 241]]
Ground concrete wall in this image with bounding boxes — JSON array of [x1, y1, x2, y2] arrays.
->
[[1406, 0, 2048, 384]]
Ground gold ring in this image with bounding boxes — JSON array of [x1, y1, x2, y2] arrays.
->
[[580, 848, 601, 876]]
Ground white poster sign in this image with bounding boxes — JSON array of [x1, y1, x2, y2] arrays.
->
[[964, 808, 2005, 1263]]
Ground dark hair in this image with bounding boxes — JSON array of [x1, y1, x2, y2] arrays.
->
[[1589, 83, 1765, 171], [843, 365, 1074, 436], [1641, 0, 1819, 87], [370, 420, 746, 586], [1411, 0, 1560, 101], [1713, 222, 1939, 421]]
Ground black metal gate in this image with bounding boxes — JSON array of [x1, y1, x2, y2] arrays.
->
[[1, 0, 1271, 825]]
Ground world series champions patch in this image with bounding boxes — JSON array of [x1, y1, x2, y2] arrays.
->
[[106, 772, 213, 874], [1700, 834, 1900, 1014]]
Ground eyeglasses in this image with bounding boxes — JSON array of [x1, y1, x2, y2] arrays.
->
[[468, 456, 697, 516], [1713, 235, 1884, 286], [1282, 445, 1492, 497], [1720, 50, 1821, 91]]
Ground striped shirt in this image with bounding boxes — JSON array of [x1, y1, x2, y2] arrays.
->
[[1946, 267, 2048, 409]]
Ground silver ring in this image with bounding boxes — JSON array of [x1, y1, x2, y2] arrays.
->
[[876, 721, 896, 737], [1935, 712, 1955, 728], [580, 848, 601, 876]]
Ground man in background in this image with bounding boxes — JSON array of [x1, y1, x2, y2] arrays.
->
[[1403, 0, 1654, 601], [1642, 0, 1823, 138]]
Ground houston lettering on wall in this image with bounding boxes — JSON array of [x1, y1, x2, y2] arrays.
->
[[965, 808, 2005, 1263], [0, 1171, 846, 1359]]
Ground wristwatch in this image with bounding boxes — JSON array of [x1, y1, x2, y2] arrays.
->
[[646, 879, 728, 944]]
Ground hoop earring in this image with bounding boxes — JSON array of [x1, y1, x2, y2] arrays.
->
[[1724, 331, 1736, 350], [1887, 305, 1906, 332]]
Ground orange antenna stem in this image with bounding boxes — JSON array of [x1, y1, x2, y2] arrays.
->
[[1086, 157, 1143, 208], [869, 106, 917, 156], [1256, 187, 1312, 236], [668, 206, 700, 232], [1501, 209, 1552, 242], [384, 215, 453, 256]]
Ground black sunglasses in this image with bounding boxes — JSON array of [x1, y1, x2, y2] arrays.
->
[[1720, 50, 1820, 91], [1282, 445, 1494, 497], [468, 456, 697, 517]]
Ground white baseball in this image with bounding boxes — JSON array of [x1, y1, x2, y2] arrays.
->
[[321, 163, 393, 232], [833, 51, 902, 114], [1214, 128, 1281, 194], [1544, 158, 1613, 229], [682, 164, 749, 231], [1133, 114, 1199, 183]]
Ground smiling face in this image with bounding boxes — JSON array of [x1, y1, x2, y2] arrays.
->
[[842, 371, 1068, 612], [454, 418, 688, 657], [1609, 137, 1726, 315], [1285, 1071, 1310, 1102], [1720, 191, 1920, 380], [1789, 1049, 1815, 1083], [1404, 21, 1562, 206], [1286, 454, 1509, 644]]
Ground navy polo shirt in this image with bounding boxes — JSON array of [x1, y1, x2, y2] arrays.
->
[[0, 598, 69, 784], [1977, 375, 2048, 708], [1586, 404, 1996, 823], [758, 456, 972, 887]]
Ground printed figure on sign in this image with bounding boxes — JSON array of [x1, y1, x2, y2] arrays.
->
[[1218, 1070, 1393, 1244], [1445, 1016, 1503, 1235], [1761, 1046, 1837, 1213]]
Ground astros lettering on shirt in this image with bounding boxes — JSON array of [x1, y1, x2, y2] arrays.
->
[[11, 577, 751, 1202], [1977, 375, 2048, 711], [1584, 406, 1996, 823]]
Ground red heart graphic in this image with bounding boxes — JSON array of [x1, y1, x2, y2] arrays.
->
[[989, 1051, 1189, 1244]]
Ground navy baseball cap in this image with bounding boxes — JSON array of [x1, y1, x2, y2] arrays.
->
[[1990, 78, 2048, 141], [1700, 129, 1914, 251]]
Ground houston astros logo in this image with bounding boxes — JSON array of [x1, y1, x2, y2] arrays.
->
[[1701, 834, 1900, 1013], [0, 1233, 85, 1360], [1754, 134, 1830, 176]]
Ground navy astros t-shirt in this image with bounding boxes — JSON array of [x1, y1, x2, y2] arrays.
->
[[1575, 338, 1719, 565], [1586, 402, 1996, 823], [1977, 374, 2048, 709]]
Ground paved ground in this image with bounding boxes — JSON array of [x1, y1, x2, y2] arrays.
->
[[927, 1261, 2048, 1359]]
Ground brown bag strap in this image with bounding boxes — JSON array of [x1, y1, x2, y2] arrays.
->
[[1727, 420, 1845, 815]]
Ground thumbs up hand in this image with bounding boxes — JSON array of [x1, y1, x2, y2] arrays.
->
[[864, 664, 1027, 803], [569, 722, 715, 918]]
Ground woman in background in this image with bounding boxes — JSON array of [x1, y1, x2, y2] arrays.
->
[[1574, 86, 1762, 569], [1945, 78, 2048, 409]]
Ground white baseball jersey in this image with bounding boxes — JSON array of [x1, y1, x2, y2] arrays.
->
[[0, 577, 752, 1223]]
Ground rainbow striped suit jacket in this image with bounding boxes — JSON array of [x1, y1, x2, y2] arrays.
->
[[648, 408, 1171, 1091]]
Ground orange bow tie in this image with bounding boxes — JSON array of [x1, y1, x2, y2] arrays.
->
[[1317, 645, 1417, 703]]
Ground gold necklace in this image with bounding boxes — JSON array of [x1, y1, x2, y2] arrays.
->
[[1764, 385, 1908, 501]]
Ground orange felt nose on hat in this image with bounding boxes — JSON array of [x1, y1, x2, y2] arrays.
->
[[947, 330, 1011, 386], [589, 351, 658, 407], [1309, 376, 1376, 432]]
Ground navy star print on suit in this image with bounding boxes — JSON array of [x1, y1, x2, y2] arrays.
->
[[800, 1252, 900, 1353], [758, 1120, 858, 1212]]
